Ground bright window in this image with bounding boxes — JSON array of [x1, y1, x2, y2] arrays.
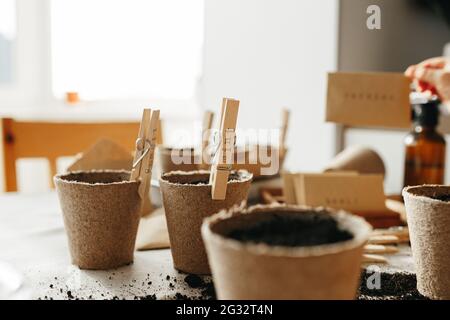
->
[[0, 0, 16, 83], [50, 0, 204, 100]]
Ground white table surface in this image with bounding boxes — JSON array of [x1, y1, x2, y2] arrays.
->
[[0, 192, 212, 300], [1, 191, 416, 300]]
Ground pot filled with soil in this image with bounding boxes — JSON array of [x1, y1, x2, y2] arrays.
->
[[54, 170, 142, 270], [157, 146, 199, 174], [159, 170, 252, 274], [201, 204, 372, 299], [402, 185, 450, 299]]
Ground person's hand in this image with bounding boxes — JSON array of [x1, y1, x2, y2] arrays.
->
[[405, 57, 450, 106]]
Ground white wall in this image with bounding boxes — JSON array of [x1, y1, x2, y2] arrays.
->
[[0, 0, 51, 108], [201, 0, 339, 172]]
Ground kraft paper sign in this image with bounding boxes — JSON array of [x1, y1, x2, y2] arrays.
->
[[282, 171, 358, 205], [284, 172, 387, 212], [326, 72, 411, 128], [67, 138, 133, 172]]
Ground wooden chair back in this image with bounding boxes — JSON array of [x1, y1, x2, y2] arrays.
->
[[1, 118, 143, 192]]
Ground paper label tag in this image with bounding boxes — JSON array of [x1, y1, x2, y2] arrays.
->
[[326, 72, 411, 128], [290, 173, 386, 211]]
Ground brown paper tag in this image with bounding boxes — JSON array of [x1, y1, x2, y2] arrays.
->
[[67, 138, 133, 171], [326, 72, 411, 128], [293, 173, 387, 212], [135, 207, 170, 250]]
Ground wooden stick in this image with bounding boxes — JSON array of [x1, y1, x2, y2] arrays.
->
[[201, 111, 214, 163], [279, 108, 290, 152], [261, 190, 278, 204], [368, 235, 400, 245], [362, 254, 388, 264], [372, 227, 409, 242], [364, 244, 399, 254], [210, 98, 239, 200]]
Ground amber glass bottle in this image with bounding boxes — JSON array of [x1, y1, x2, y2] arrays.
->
[[403, 98, 446, 187]]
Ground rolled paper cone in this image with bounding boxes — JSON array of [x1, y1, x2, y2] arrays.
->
[[201, 204, 372, 299], [159, 170, 252, 274], [323, 145, 385, 176], [157, 146, 200, 174], [54, 170, 141, 270], [402, 185, 450, 299]]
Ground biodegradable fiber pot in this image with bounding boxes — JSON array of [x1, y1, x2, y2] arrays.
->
[[201, 204, 372, 300], [159, 170, 252, 274], [402, 185, 450, 299], [157, 146, 199, 174], [54, 170, 142, 270]]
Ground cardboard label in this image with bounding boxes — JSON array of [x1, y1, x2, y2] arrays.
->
[[283, 172, 387, 212], [326, 72, 411, 128], [67, 138, 133, 171]]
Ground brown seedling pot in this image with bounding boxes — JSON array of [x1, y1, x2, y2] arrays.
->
[[402, 185, 450, 299], [201, 204, 372, 299], [157, 146, 199, 174], [232, 145, 286, 179], [54, 170, 142, 270], [159, 170, 252, 274]]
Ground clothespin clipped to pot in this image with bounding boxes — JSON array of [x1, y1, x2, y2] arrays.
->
[[130, 109, 160, 203], [201, 111, 214, 163], [279, 108, 290, 153], [209, 98, 239, 200]]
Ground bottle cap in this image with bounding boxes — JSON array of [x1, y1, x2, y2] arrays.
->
[[411, 96, 440, 127]]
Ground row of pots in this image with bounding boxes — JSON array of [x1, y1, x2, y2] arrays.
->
[[157, 145, 286, 179], [54, 169, 450, 299]]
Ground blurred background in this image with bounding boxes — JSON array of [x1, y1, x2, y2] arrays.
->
[[0, 0, 449, 194]]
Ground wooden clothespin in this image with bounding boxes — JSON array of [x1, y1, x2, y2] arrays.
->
[[279, 108, 290, 153], [156, 119, 164, 145], [130, 109, 160, 203], [210, 98, 240, 200], [201, 111, 214, 162]]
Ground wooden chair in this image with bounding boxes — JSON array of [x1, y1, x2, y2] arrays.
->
[[1, 118, 143, 192]]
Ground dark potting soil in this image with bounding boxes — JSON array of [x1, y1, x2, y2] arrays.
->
[[430, 194, 450, 202], [225, 210, 353, 247], [175, 173, 242, 185], [183, 274, 216, 300], [358, 270, 427, 300], [184, 274, 204, 288]]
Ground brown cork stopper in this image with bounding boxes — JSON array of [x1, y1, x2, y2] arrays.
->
[[159, 170, 252, 274], [403, 185, 450, 299], [201, 204, 372, 299], [54, 170, 142, 270]]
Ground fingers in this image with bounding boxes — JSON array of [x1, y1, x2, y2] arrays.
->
[[404, 57, 448, 78], [416, 56, 447, 69], [404, 65, 416, 78], [415, 67, 443, 87]]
